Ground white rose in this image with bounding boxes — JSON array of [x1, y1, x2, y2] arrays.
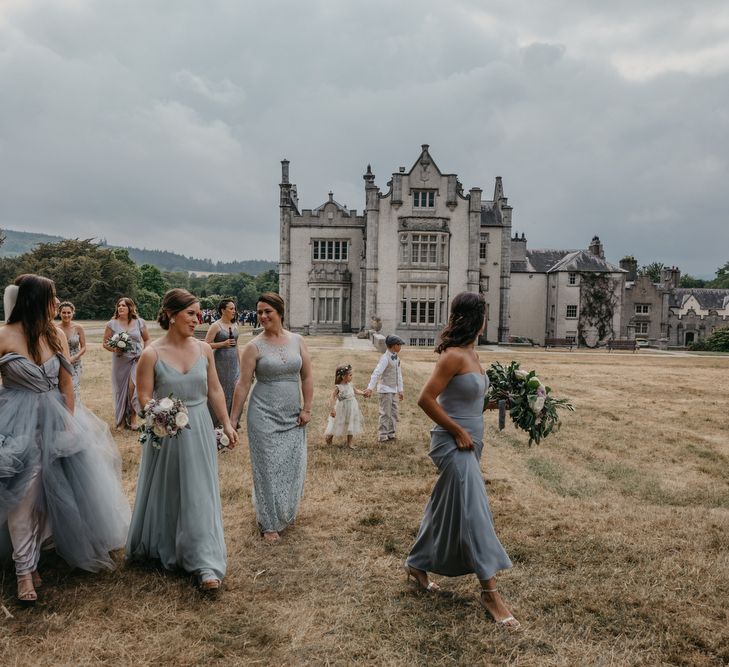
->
[[219, 432, 230, 447], [514, 369, 529, 380], [116, 340, 127, 349], [158, 397, 174, 411], [145, 414, 154, 427], [175, 411, 189, 428], [529, 395, 546, 414], [153, 424, 167, 438]]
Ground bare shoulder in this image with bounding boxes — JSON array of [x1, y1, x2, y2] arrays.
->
[[436, 347, 469, 373]]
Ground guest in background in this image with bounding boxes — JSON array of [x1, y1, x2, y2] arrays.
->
[[231, 292, 313, 543], [57, 301, 86, 403], [103, 297, 150, 429], [205, 298, 240, 425], [364, 335, 405, 442]]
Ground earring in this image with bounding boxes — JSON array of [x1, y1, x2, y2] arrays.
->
[[171, 318, 176, 325]]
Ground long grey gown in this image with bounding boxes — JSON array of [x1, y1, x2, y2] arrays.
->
[[107, 317, 146, 427], [67, 328, 82, 402], [247, 334, 307, 533], [406, 372, 513, 580], [208, 324, 239, 424], [0, 353, 130, 572], [126, 349, 226, 581]]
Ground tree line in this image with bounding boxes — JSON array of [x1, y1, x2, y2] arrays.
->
[[0, 236, 278, 320], [630, 259, 729, 289]]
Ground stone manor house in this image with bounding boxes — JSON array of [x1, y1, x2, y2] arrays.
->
[[278, 145, 728, 347]]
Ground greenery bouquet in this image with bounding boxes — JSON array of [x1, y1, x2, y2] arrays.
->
[[486, 361, 574, 445]]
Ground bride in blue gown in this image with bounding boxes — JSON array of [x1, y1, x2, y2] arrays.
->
[[0, 274, 130, 603], [125, 289, 238, 591]]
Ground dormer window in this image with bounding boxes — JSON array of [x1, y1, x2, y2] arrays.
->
[[413, 190, 435, 208]]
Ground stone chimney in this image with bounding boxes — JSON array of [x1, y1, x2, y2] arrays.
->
[[588, 235, 605, 259], [511, 232, 527, 263], [619, 256, 638, 281]]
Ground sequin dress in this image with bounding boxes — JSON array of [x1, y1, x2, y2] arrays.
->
[[406, 372, 512, 580], [208, 324, 239, 424], [246, 333, 307, 533], [67, 329, 83, 402]]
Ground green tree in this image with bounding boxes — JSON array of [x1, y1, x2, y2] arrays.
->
[[136, 288, 161, 320], [708, 261, 729, 289], [9, 239, 139, 319], [638, 261, 665, 283], [139, 263, 169, 297], [679, 274, 707, 288], [689, 326, 729, 352], [255, 269, 279, 295]]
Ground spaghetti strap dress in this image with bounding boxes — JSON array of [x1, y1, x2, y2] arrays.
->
[[125, 348, 226, 581], [406, 372, 512, 580]]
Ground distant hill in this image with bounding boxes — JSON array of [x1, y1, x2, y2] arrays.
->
[[0, 229, 277, 276]]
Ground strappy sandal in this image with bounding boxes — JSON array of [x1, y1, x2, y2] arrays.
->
[[403, 564, 441, 592], [197, 573, 221, 591], [17, 573, 37, 603], [31, 571, 42, 588], [480, 589, 520, 630]]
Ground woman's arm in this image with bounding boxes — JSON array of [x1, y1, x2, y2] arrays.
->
[[203, 343, 238, 447], [74, 325, 87, 362], [102, 324, 115, 352], [231, 342, 257, 426], [57, 336, 75, 413], [135, 346, 157, 408], [298, 337, 313, 427], [417, 349, 474, 450], [204, 321, 220, 347], [140, 320, 151, 349]]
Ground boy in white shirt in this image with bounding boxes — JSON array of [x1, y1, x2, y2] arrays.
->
[[364, 335, 404, 442]]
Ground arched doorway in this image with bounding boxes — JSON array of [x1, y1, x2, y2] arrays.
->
[[685, 331, 695, 346]]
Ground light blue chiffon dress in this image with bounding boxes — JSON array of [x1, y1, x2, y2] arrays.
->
[[406, 372, 512, 580], [0, 352, 130, 572], [125, 348, 226, 582]]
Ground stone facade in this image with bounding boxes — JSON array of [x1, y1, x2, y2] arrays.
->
[[280, 145, 512, 343]]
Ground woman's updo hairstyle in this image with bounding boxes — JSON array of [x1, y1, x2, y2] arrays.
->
[[435, 291, 486, 354], [217, 298, 236, 317], [59, 301, 76, 314], [158, 288, 199, 330], [257, 292, 285, 324]]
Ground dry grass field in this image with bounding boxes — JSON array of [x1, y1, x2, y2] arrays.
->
[[2, 328, 728, 666]]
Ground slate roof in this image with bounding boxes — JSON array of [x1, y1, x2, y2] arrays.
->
[[669, 288, 729, 310], [548, 250, 625, 274], [313, 194, 349, 214]]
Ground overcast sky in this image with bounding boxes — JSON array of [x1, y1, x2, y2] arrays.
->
[[1, 1, 727, 276]]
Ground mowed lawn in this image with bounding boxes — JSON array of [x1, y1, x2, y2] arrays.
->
[[1, 329, 728, 666]]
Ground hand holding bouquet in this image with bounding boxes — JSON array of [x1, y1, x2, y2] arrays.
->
[[486, 361, 574, 445], [139, 395, 190, 449], [215, 427, 231, 452], [107, 331, 132, 354]]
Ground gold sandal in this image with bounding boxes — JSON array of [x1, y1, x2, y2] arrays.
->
[[17, 573, 37, 603]]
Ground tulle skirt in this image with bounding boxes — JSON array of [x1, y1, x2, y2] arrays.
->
[[0, 386, 131, 572]]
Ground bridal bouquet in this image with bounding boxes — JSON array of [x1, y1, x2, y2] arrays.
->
[[139, 395, 190, 449], [486, 361, 574, 446], [107, 331, 133, 353], [215, 427, 231, 452]]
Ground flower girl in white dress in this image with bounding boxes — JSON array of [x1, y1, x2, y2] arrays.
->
[[324, 364, 366, 449]]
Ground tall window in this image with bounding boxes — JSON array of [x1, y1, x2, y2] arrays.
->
[[310, 287, 349, 324], [312, 240, 348, 262], [635, 304, 650, 314], [635, 322, 649, 334], [566, 304, 578, 319], [400, 232, 448, 267], [412, 190, 435, 208], [479, 232, 490, 261], [568, 272, 577, 285], [400, 284, 446, 326]]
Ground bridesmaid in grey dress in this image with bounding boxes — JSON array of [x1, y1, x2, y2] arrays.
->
[[232, 292, 313, 543], [405, 292, 520, 629], [205, 298, 239, 425], [103, 297, 150, 429], [126, 289, 238, 591], [58, 301, 86, 402]]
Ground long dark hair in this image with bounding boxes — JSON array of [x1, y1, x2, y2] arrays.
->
[[158, 289, 199, 330], [7, 274, 65, 364], [435, 292, 486, 353]]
